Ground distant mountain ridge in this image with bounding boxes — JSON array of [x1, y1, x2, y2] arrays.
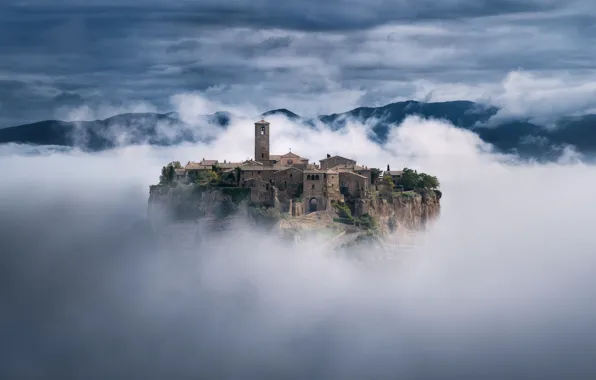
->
[[1, 100, 596, 160]]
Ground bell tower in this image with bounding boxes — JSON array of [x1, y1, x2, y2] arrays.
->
[[254, 119, 270, 163]]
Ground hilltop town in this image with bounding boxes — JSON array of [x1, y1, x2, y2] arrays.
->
[[150, 119, 441, 236]]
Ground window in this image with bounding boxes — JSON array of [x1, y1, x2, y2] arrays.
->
[[260, 126, 265, 135], [289, 173, 293, 178], [315, 175, 320, 180], [261, 153, 264, 158], [312, 184, 315, 189], [307, 175, 311, 180], [258, 171, 261, 174], [287, 159, 293, 165]]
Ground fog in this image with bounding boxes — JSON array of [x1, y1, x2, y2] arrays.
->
[[2, 112, 596, 379]]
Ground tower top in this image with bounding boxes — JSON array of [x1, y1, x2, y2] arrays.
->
[[255, 119, 270, 125]]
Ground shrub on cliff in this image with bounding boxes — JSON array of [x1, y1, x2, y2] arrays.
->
[[194, 170, 219, 185], [332, 201, 353, 220], [396, 168, 440, 191], [355, 213, 377, 231]]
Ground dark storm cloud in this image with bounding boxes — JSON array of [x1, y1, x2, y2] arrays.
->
[[3, 0, 565, 31], [1, 0, 596, 125]]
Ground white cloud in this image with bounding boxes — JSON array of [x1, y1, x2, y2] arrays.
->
[[2, 96, 596, 377]]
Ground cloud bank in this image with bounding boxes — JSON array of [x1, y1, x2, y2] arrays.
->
[[2, 108, 596, 378]]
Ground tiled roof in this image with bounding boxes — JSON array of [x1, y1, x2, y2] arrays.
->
[[185, 162, 212, 170], [217, 162, 242, 169], [275, 166, 303, 174], [240, 166, 278, 171], [320, 155, 356, 162], [388, 170, 403, 175], [200, 159, 218, 166], [242, 160, 263, 165]]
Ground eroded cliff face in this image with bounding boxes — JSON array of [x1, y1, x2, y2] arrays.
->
[[356, 190, 441, 235], [148, 184, 250, 223]]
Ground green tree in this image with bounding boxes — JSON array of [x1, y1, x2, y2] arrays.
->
[[195, 170, 219, 184], [398, 167, 420, 191], [418, 172, 440, 189], [370, 168, 382, 184], [160, 163, 176, 184]]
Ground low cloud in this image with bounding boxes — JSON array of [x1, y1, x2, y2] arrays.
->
[[2, 110, 596, 378]]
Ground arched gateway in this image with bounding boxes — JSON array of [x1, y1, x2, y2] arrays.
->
[[309, 197, 318, 212]]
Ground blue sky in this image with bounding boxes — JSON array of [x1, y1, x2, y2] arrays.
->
[[1, 0, 596, 126]]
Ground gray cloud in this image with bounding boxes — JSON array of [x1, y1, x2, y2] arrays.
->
[[1, 0, 596, 126]]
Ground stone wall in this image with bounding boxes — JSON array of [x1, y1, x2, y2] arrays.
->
[[273, 167, 303, 198]]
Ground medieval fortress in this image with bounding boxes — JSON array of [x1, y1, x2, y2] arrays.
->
[[172, 119, 403, 216]]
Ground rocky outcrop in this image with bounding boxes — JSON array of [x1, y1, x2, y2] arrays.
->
[[355, 190, 441, 235], [148, 183, 441, 250], [148, 183, 251, 223]]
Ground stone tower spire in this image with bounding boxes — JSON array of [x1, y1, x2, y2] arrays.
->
[[255, 119, 270, 163]]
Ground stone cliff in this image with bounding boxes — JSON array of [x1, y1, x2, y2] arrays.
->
[[148, 183, 441, 247], [148, 183, 281, 230], [356, 190, 441, 235]]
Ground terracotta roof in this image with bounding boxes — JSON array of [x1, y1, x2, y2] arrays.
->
[[325, 169, 339, 174], [274, 166, 303, 174], [319, 155, 356, 163], [174, 168, 186, 175], [217, 162, 242, 169], [200, 159, 218, 166], [388, 170, 403, 175], [329, 163, 364, 171], [240, 166, 278, 171], [281, 151, 301, 158], [255, 119, 270, 124], [269, 155, 282, 161], [185, 162, 212, 170], [242, 160, 263, 165]]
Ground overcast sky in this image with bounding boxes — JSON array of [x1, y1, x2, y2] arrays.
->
[[1, 0, 596, 126]]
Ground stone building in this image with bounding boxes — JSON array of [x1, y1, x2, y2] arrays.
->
[[239, 166, 277, 183], [171, 118, 403, 216], [339, 171, 368, 198], [301, 169, 341, 212], [273, 166, 303, 199], [242, 178, 276, 205], [385, 165, 403, 183], [319, 155, 356, 170]]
